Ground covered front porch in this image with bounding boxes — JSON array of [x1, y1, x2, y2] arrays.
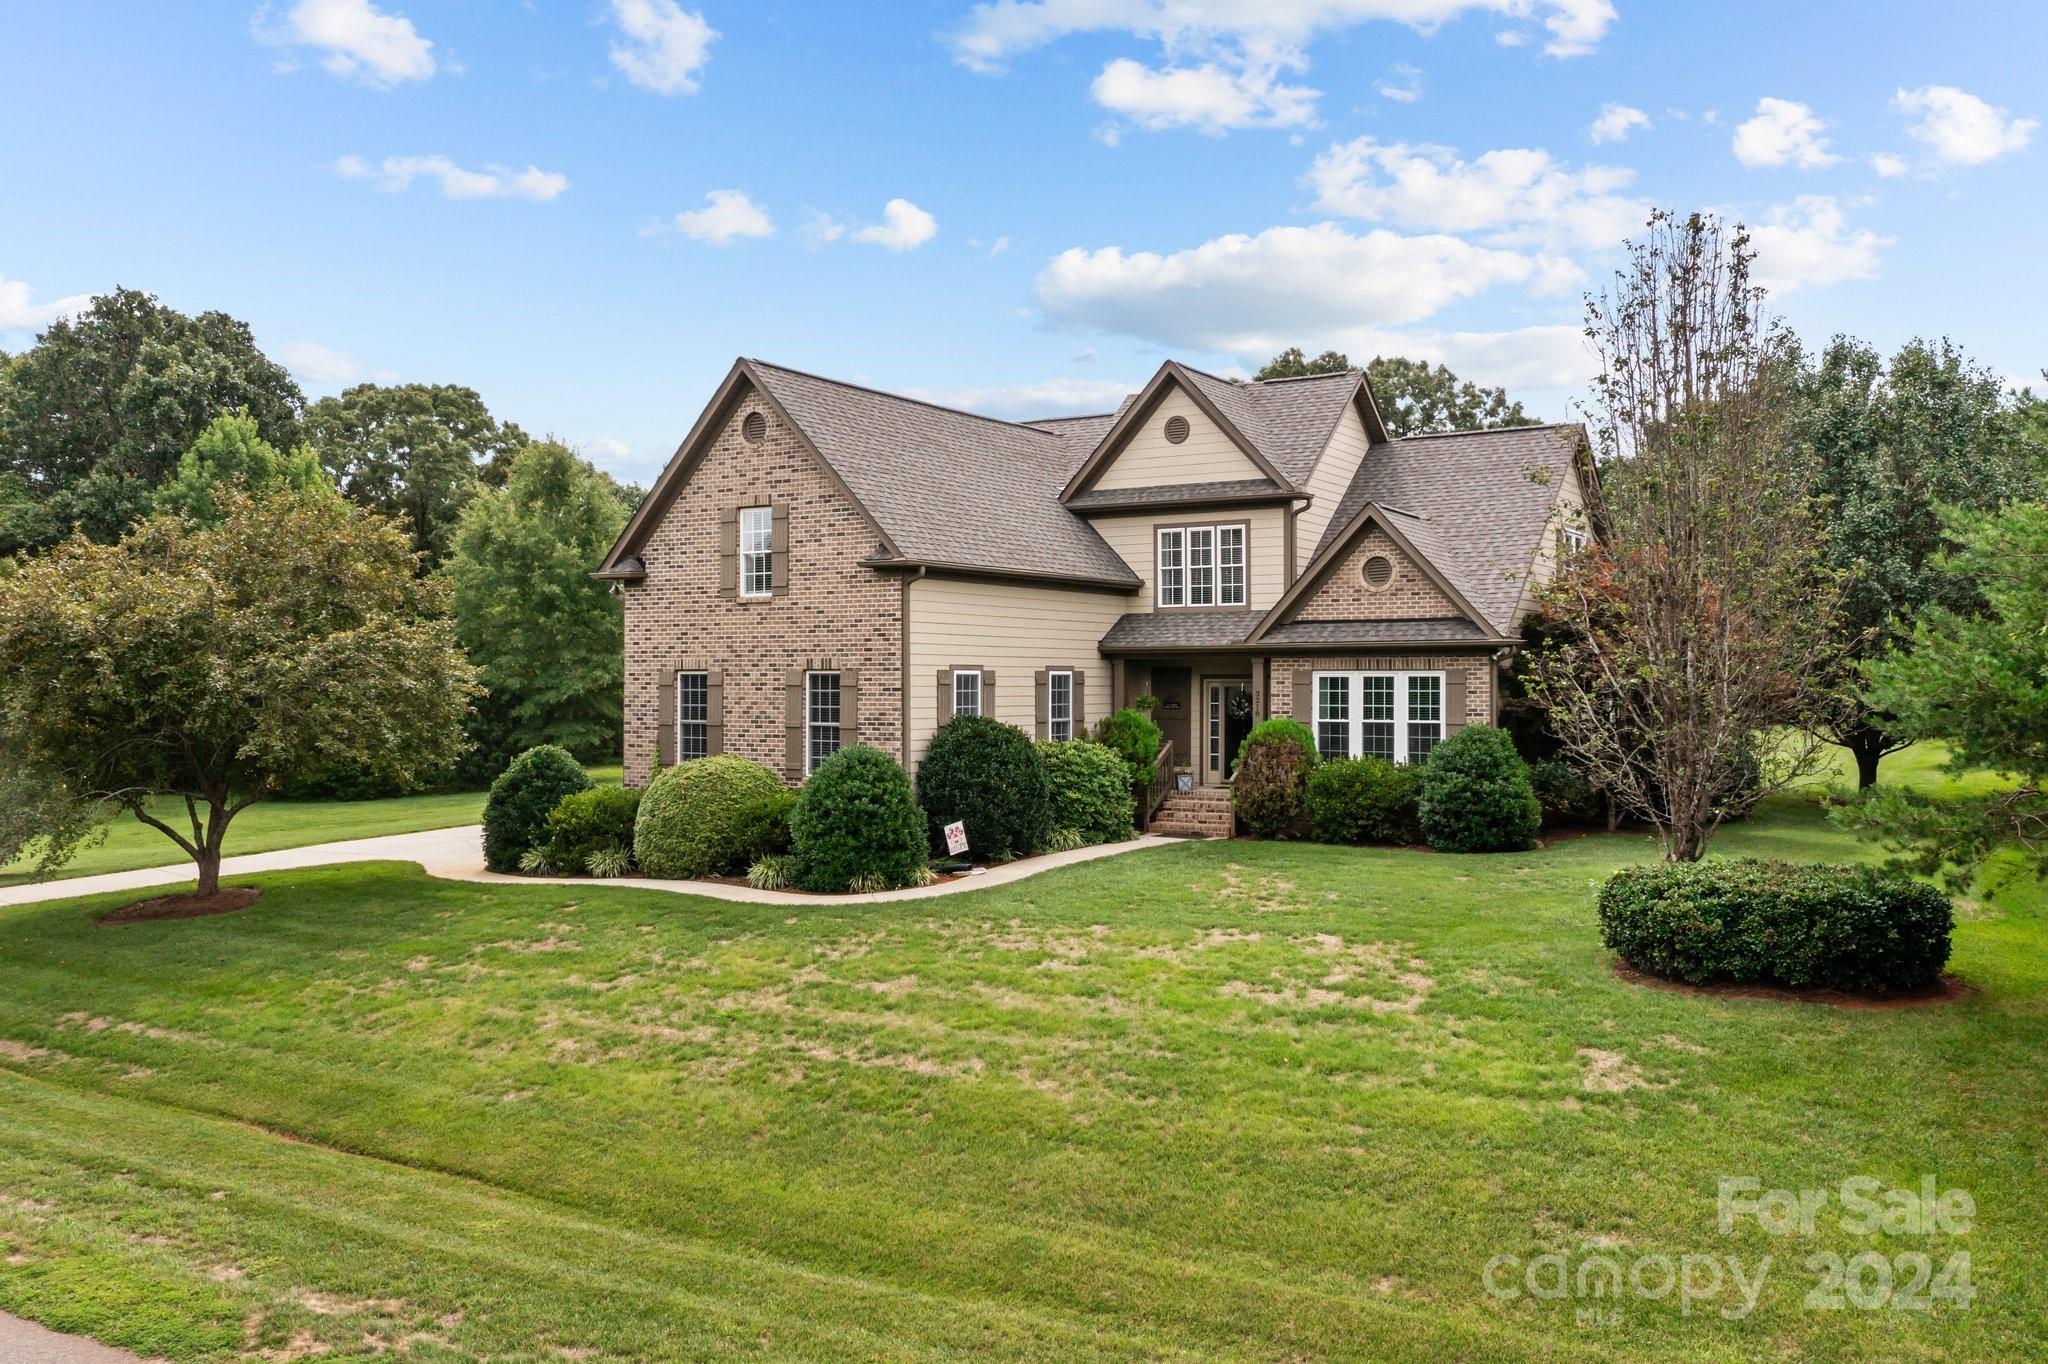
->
[[1109, 652, 1270, 790]]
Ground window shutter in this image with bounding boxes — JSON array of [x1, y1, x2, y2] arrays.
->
[[1073, 672, 1088, 734], [718, 508, 738, 598], [936, 668, 953, 725], [705, 667, 725, 756], [841, 668, 860, 746], [1444, 667, 1468, 736], [770, 505, 790, 595], [656, 669, 678, 767], [983, 669, 998, 722], [1034, 670, 1049, 740], [1291, 669, 1314, 724], [784, 670, 806, 782]]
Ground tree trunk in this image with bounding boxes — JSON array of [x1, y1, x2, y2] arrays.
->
[[1849, 735, 1884, 790], [194, 844, 222, 897]]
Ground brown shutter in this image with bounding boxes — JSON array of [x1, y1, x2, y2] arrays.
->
[[656, 669, 678, 768], [1291, 669, 1314, 724], [982, 669, 997, 723], [770, 505, 790, 594], [1034, 670, 1049, 740], [718, 508, 738, 598], [1073, 671, 1088, 735], [935, 668, 953, 726], [841, 668, 860, 748], [1444, 666, 1468, 736], [784, 670, 806, 783], [705, 667, 725, 756]]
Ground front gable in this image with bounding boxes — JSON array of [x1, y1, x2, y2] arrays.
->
[[1063, 364, 1290, 499], [1250, 502, 1503, 643]]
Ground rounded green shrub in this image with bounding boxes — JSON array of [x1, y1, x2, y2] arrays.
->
[[1598, 859, 1953, 994], [1093, 707, 1163, 786], [1036, 739, 1136, 846], [731, 790, 798, 865], [1306, 756, 1420, 845], [916, 714, 1052, 861], [1417, 725, 1541, 852], [543, 785, 642, 875], [1235, 716, 1317, 771], [483, 745, 592, 873], [791, 745, 928, 893], [1232, 735, 1313, 839], [633, 755, 782, 879]]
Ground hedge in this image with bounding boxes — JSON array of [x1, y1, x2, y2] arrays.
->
[[633, 756, 782, 879], [482, 746, 592, 873], [1306, 756, 1420, 845], [1037, 739, 1136, 845]]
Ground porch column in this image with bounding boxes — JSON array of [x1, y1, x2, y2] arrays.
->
[[1251, 657, 1268, 722]]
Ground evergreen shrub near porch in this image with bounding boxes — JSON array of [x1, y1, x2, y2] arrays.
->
[[1036, 739, 1137, 846], [917, 715, 1051, 861], [1306, 756, 1420, 845], [1416, 725, 1540, 853], [1232, 722, 1317, 840]]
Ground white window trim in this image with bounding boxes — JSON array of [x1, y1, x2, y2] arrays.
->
[[805, 670, 841, 777], [952, 668, 982, 719], [1312, 670, 1446, 765], [1559, 524, 1589, 556], [1156, 527, 1186, 607], [1215, 522, 1247, 607], [1047, 669, 1074, 741], [739, 505, 774, 599], [1155, 522, 1247, 608], [676, 670, 710, 762]]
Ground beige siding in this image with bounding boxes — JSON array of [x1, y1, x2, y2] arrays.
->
[[1511, 461, 1589, 623], [1295, 402, 1370, 576], [1085, 506, 1288, 611], [1091, 387, 1267, 490], [905, 575, 1128, 772]]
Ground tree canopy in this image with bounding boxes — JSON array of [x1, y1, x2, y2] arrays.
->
[[1255, 347, 1536, 436], [153, 408, 335, 526]]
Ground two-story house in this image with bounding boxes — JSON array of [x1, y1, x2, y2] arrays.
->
[[596, 357, 1591, 802]]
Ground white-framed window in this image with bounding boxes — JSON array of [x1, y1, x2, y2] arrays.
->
[[1156, 523, 1246, 607], [952, 669, 982, 718], [676, 671, 709, 761], [1558, 525, 1589, 559], [739, 506, 774, 597], [1157, 528, 1186, 607], [1312, 670, 1445, 764], [805, 671, 841, 775], [1047, 670, 1074, 741]]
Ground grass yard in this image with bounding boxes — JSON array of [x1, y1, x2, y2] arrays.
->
[[0, 766, 623, 889], [0, 794, 2042, 1361]]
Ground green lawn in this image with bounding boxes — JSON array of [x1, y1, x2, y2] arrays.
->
[[0, 766, 622, 889], [0, 794, 2041, 1361]]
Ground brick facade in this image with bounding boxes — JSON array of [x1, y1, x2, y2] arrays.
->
[[621, 386, 902, 786], [1289, 526, 1459, 622]]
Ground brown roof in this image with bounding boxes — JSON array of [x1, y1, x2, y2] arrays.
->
[[1173, 366, 1364, 488], [1257, 617, 1493, 646], [1100, 610, 1263, 649], [1066, 478, 1292, 511]]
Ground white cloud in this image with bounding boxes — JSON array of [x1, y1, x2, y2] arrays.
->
[[0, 276, 93, 333], [1870, 152, 1910, 178], [1748, 196, 1889, 294], [1589, 102, 1649, 144], [988, 235, 1011, 257], [1034, 221, 1539, 351], [800, 210, 848, 246], [1376, 62, 1422, 103], [667, 189, 775, 244], [273, 0, 436, 87], [1893, 85, 2037, 166], [904, 377, 1139, 420], [280, 341, 372, 386], [582, 437, 632, 460], [1540, 0, 1616, 57], [852, 199, 938, 251], [607, 0, 716, 95], [1732, 97, 1838, 169], [334, 154, 568, 201], [1091, 57, 1318, 132]]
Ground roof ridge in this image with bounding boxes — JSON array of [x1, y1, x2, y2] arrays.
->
[[743, 358, 1065, 438], [1395, 421, 1581, 441], [1249, 369, 1362, 385], [1022, 411, 1117, 426]]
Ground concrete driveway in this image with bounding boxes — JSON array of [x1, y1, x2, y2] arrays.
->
[[0, 1312, 158, 1363]]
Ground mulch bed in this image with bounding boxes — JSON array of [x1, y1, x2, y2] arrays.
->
[[1610, 958, 1973, 1011], [98, 886, 262, 924]]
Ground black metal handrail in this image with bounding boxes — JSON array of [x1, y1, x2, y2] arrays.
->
[[1139, 739, 1176, 832]]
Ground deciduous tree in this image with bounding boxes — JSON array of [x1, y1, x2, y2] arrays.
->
[[1255, 347, 1536, 435], [153, 408, 335, 526]]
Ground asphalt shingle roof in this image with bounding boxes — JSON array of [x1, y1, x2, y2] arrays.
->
[[1067, 478, 1289, 510], [1175, 366, 1360, 488], [1257, 617, 1492, 646], [1100, 610, 1264, 649]]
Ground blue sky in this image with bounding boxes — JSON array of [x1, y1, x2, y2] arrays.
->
[[3, 1, 2042, 483]]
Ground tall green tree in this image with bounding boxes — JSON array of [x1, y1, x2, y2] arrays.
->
[[0, 288, 304, 550], [445, 441, 627, 766], [153, 409, 335, 526], [1255, 347, 1537, 436], [0, 489, 477, 897], [307, 382, 530, 566]]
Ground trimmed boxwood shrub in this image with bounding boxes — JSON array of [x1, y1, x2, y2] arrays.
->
[[1093, 707, 1163, 786], [917, 714, 1051, 861], [1232, 735, 1313, 839], [1598, 859, 1953, 994], [543, 785, 642, 875], [1417, 725, 1541, 852], [1036, 739, 1136, 846], [1306, 756, 1420, 845], [483, 745, 592, 873], [633, 755, 782, 879], [731, 790, 798, 866], [1235, 715, 1317, 771], [791, 745, 928, 893]]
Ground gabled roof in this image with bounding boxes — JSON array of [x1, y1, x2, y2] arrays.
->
[[1252, 500, 1507, 644]]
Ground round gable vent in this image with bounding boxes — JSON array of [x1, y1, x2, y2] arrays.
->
[[1163, 414, 1190, 444], [1361, 554, 1396, 589], [741, 411, 767, 444]]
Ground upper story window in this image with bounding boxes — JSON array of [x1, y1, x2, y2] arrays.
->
[[1558, 525, 1589, 558], [952, 668, 982, 718], [739, 506, 773, 597], [1156, 523, 1247, 608]]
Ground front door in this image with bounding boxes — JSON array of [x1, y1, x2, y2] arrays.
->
[[1205, 680, 1254, 784]]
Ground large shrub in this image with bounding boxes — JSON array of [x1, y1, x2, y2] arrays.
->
[[1306, 756, 1420, 845], [542, 785, 642, 875], [1037, 739, 1136, 845], [1417, 725, 1541, 852], [633, 756, 782, 879], [1528, 758, 1601, 828], [1235, 716, 1317, 771], [483, 745, 592, 873], [791, 745, 928, 892], [1094, 707, 1163, 785], [917, 714, 1051, 861], [1598, 859, 1953, 994], [1232, 735, 1313, 839], [731, 790, 798, 866]]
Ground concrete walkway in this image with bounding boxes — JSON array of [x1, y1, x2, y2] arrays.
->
[[0, 825, 1182, 909], [0, 1311, 155, 1364]]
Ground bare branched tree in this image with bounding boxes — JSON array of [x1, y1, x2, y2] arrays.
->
[[1527, 212, 1851, 862]]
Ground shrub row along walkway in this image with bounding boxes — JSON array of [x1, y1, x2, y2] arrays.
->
[[0, 826, 1183, 909]]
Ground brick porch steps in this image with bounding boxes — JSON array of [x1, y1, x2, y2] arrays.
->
[[1149, 788, 1237, 839]]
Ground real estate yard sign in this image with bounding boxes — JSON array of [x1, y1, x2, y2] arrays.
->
[[943, 821, 969, 856]]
